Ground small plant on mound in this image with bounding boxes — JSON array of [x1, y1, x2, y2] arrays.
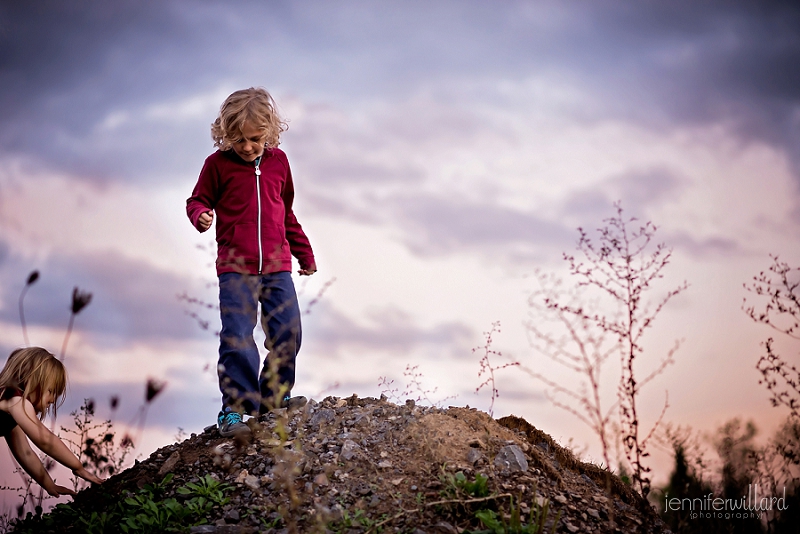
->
[[9, 473, 232, 534], [440, 467, 490, 499], [472, 494, 557, 534]]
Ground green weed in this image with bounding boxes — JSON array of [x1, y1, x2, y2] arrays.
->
[[440, 468, 490, 499], [471, 495, 559, 534]]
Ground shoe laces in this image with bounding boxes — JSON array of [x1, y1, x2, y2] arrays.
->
[[221, 411, 243, 425]]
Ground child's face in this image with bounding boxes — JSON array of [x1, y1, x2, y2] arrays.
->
[[35, 388, 55, 413], [231, 122, 267, 163]]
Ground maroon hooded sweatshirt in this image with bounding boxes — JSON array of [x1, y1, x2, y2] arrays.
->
[[186, 148, 315, 276]]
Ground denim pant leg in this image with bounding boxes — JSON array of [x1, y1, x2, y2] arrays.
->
[[258, 271, 302, 407], [218, 273, 261, 414]]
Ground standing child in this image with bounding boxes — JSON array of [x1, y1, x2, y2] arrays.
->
[[0, 347, 104, 496], [187, 87, 316, 437]]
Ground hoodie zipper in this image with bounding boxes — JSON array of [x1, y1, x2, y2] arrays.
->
[[255, 155, 263, 274]]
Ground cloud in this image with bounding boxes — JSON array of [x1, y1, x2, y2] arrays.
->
[[570, 2, 800, 175], [387, 193, 574, 258], [666, 232, 741, 259], [61, 377, 219, 436], [306, 301, 474, 358], [0, 243, 207, 345], [4, 0, 799, 191], [563, 166, 686, 222]]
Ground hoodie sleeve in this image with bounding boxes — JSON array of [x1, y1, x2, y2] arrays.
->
[[186, 155, 220, 232], [281, 155, 316, 270]]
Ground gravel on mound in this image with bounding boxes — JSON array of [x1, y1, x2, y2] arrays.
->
[[10, 395, 669, 533]]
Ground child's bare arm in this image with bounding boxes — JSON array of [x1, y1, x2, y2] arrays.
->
[[7, 398, 104, 486], [6, 428, 76, 496]]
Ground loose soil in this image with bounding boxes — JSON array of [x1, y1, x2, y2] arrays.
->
[[10, 395, 669, 533]]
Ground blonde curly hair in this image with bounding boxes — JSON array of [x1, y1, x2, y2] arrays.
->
[[211, 87, 288, 150]]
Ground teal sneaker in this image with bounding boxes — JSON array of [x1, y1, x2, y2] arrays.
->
[[217, 409, 250, 438]]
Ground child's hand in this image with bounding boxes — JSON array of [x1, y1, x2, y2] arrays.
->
[[198, 210, 214, 231], [297, 267, 317, 276], [73, 467, 104, 486], [47, 484, 77, 497]]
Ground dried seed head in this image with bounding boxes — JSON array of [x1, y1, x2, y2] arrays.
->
[[146, 378, 166, 403], [26, 271, 39, 285], [71, 287, 93, 314]]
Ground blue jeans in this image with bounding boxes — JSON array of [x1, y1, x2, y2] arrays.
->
[[218, 271, 301, 414]]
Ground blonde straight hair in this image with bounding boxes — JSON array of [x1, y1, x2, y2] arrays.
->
[[0, 347, 67, 420]]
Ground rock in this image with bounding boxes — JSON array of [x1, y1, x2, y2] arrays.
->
[[309, 408, 335, 428], [340, 439, 360, 461], [377, 460, 393, 468], [223, 509, 240, 523], [587, 507, 600, 519], [354, 481, 372, 495], [243, 475, 260, 490], [493, 445, 529, 472], [234, 469, 249, 484], [554, 494, 568, 504], [314, 473, 329, 486], [466, 448, 484, 466], [157, 450, 181, 476]]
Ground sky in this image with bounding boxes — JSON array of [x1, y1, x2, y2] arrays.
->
[[1, 0, 799, 497]]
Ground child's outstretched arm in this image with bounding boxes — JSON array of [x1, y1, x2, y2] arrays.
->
[[7, 397, 104, 488], [5, 428, 75, 497]]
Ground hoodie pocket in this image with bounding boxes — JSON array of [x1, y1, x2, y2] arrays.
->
[[227, 222, 259, 264]]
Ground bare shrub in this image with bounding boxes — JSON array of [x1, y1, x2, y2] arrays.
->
[[743, 255, 800, 419], [525, 202, 686, 497], [60, 399, 133, 492], [473, 321, 519, 417]]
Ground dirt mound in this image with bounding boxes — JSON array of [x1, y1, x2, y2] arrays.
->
[[10, 396, 668, 533]]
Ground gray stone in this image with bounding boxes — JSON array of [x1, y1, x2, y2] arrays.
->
[[493, 444, 529, 472], [223, 509, 240, 523], [157, 450, 181, 476], [340, 439, 360, 461], [466, 448, 484, 466], [309, 408, 335, 427]]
